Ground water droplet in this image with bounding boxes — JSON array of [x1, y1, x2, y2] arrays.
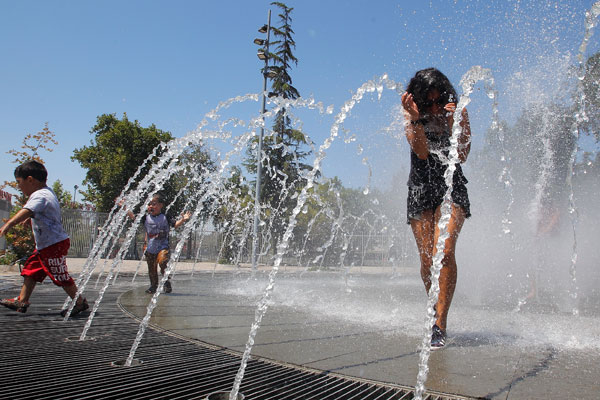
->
[[344, 134, 357, 144]]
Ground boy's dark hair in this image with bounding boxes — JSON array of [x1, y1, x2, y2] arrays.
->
[[152, 192, 166, 204], [406, 68, 458, 113], [14, 160, 48, 183]]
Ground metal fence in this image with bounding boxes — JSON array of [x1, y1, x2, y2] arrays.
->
[[61, 209, 230, 262], [61, 209, 108, 258], [61, 209, 418, 268], [0, 199, 11, 251]]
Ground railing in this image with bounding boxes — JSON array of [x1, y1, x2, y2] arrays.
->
[[61, 209, 108, 258], [0, 200, 11, 251], [61, 209, 418, 268]]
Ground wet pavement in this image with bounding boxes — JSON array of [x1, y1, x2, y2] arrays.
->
[[118, 268, 600, 400], [2, 258, 599, 399]]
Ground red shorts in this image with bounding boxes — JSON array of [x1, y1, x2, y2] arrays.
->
[[21, 239, 74, 287]]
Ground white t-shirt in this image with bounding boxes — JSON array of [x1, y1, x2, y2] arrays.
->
[[23, 187, 69, 250]]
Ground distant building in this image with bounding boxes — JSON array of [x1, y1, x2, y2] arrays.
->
[[0, 190, 13, 251]]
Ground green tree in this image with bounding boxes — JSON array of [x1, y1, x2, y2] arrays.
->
[[72, 113, 174, 212], [51, 180, 73, 209], [245, 2, 312, 245], [581, 51, 600, 141], [2, 123, 58, 260], [292, 177, 388, 268], [2, 122, 57, 200], [213, 166, 252, 230], [212, 166, 253, 263], [2, 206, 36, 262], [5, 122, 57, 165], [163, 143, 216, 222], [574, 52, 600, 215]]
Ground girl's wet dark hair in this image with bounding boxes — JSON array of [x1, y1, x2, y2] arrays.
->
[[406, 68, 458, 112], [14, 160, 48, 183]]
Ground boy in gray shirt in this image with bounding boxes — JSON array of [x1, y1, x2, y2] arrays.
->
[[0, 160, 88, 316]]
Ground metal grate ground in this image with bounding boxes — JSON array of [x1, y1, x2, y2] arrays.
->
[[0, 281, 478, 400]]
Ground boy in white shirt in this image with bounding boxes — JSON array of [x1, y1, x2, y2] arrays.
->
[[0, 160, 88, 316]]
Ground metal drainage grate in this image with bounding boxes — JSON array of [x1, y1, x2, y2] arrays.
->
[[0, 281, 477, 400]]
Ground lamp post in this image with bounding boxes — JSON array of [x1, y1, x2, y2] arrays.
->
[[73, 185, 78, 208], [251, 10, 272, 272]]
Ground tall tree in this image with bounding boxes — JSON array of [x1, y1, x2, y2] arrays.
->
[[3, 122, 57, 199], [245, 2, 312, 245], [163, 143, 216, 222], [2, 123, 58, 260], [51, 180, 73, 209], [581, 51, 600, 141], [72, 113, 174, 212]]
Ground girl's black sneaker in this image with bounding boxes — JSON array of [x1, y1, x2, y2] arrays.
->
[[431, 324, 446, 350]]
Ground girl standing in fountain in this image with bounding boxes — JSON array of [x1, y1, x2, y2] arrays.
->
[[401, 68, 471, 349], [123, 193, 190, 294]]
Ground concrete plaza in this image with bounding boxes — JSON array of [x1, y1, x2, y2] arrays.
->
[[2, 258, 598, 399]]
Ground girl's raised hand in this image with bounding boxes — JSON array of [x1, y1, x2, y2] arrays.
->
[[401, 92, 420, 121], [445, 102, 456, 126]]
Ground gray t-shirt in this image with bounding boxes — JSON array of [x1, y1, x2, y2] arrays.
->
[[23, 187, 69, 250], [144, 213, 174, 254]]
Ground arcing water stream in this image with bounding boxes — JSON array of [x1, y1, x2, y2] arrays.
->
[[54, 3, 600, 399]]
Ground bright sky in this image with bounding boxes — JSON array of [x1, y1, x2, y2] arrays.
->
[[1, 0, 599, 199]]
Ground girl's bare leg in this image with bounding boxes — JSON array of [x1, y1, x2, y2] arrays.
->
[[411, 209, 435, 293], [411, 204, 465, 331]]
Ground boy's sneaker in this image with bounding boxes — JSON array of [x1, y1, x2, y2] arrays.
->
[[60, 298, 89, 317], [145, 286, 157, 294], [164, 280, 172, 293], [71, 298, 89, 317], [431, 324, 446, 350], [0, 297, 30, 313]]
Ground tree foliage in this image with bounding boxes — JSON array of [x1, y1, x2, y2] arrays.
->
[[72, 113, 174, 212], [162, 143, 216, 222], [3, 205, 36, 261], [267, 2, 300, 101], [2, 123, 58, 259], [581, 51, 600, 141], [245, 2, 313, 245], [3, 122, 57, 199], [5, 122, 57, 166], [51, 180, 74, 209]]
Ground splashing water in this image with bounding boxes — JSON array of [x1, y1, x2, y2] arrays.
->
[[116, 93, 334, 366], [52, 4, 600, 394], [564, 0, 600, 316], [228, 75, 403, 400], [414, 66, 496, 400], [64, 92, 267, 325]]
